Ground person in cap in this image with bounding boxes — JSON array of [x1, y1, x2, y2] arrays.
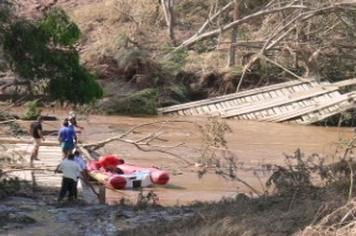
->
[[68, 111, 84, 130]]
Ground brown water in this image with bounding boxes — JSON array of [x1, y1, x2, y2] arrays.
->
[[74, 115, 353, 206]]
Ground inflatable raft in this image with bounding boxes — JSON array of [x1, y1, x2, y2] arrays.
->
[[87, 155, 169, 189]]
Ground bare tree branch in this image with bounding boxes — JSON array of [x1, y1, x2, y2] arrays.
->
[[80, 120, 199, 165], [196, 1, 234, 36], [176, 4, 308, 50]]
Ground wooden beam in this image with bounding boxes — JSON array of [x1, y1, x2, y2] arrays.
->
[[298, 100, 356, 125], [333, 78, 356, 88], [0, 138, 58, 146], [158, 80, 305, 113], [260, 92, 356, 122], [221, 86, 340, 118]]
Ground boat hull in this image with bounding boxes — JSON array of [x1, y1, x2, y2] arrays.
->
[[87, 155, 169, 189]]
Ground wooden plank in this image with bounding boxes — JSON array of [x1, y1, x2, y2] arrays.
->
[[202, 106, 210, 113], [257, 94, 265, 100], [0, 138, 58, 146], [275, 90, 283, 97], [280, 88, 290, 96], [208, 104, 217, 111], [239, 97, 247, 103], [270, 91, 278, 98], [177, 110, 185, 116], [262, 92, 356, 122], [333, 78, 356, 88], [159, 78, 356, 120], [255, 112, 263, 119], [228, 101, 236, 107], [195, 107, 203, 115], [301, 84, 310, 90], [294, 86, 301, 92], [232, 99, 239, 105], [222, 101, 231, 108], [222, 86, 338, 118], [158, 80, 305, 113]]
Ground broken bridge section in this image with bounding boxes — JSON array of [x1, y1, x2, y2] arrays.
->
[[158, 79, 356, 124]]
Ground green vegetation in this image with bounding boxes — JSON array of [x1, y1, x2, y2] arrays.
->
[[3, 0, 356, 117], [20, 100, 41, 120], [101, 89, 158, 115], [1, 5, 102, 104]]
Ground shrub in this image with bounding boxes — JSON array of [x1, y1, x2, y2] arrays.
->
[[20, 100, 41, 120], [101, 89, 158, 115], [0, 152, 26, 199]]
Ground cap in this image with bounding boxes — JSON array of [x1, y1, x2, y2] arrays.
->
[[69, 111, 76, 118]]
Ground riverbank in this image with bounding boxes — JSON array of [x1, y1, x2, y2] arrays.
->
[[1, 178, 352, 236], [1, 109, 355, 235], [0, 196, 194, 235], [1, 109, 354, 205]]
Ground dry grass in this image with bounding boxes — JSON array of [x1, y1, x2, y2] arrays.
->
[[122, 187, 348, 236], [300, 199, 356, 236], [68, 0, 166, 64], [120, 151, 356, 235]]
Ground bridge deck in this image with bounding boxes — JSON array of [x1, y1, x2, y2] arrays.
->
[[2, 141, 98, 203], [158, 79, 356, 124]]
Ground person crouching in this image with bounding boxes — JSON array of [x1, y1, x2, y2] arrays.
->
[[55, 153, 81, 202]]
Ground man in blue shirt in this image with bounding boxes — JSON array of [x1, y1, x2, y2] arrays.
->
[[58, 119, 76, 159]]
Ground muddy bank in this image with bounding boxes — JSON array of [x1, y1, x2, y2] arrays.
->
[[0, 182, 351, 236], [0, 196, 193, 236], [123, 188, 348, 236]]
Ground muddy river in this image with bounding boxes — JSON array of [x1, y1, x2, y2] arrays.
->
[[66, 115, 353, 206]]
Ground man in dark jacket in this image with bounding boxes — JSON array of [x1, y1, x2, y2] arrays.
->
[[29, 116, 45, 161]]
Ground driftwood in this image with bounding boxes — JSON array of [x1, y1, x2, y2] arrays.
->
[[80, 120, 196, 166], [2, 167, 55, 175], [0, 119, 16, 124]]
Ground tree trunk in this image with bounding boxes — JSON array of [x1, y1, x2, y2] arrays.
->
[[227, 0, 241, 67], [161, 0, 176, 45]]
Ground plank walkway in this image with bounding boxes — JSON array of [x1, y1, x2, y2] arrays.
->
[[158, 79, 356, 124], [2, 140, 98, 203]]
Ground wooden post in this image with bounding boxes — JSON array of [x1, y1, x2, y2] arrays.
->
[[227, 0, 241, 67], [99, 186, 106, 204]]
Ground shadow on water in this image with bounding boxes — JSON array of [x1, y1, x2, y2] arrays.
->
[[157, 184, 186, 190], [31, 170, 37, 193]]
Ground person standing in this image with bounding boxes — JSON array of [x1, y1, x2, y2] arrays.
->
[[73, 150, 86, 199], [58, 119, 76, 158], [68, 111, 84, 131], [29, 116, 45, 161], [55, 153, 81, 202]]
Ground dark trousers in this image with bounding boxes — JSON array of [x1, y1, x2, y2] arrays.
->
[[58, 177, 77, 201], [74, 178, 80, 199]]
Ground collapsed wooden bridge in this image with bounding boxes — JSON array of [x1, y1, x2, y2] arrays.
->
[[158, 79, 356, 124]]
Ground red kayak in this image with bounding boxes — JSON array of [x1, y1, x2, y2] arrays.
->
[[87, 155, 169, 190]]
